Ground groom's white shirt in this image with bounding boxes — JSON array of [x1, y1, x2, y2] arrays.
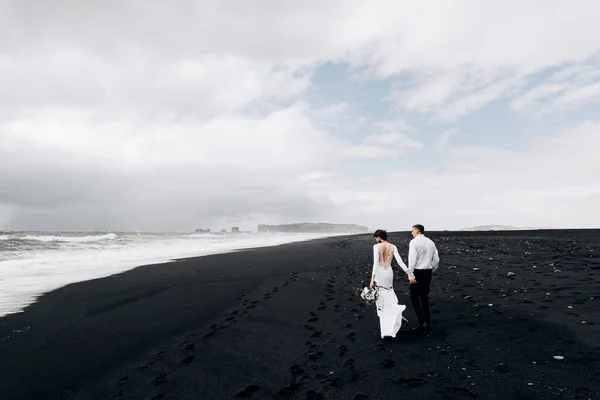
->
[[408, 234, 440, 272]]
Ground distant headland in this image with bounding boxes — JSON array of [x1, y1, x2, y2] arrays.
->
[[194, 223, 368, 234], [460, 225, 546, 231], [257, 223, 369, 233]]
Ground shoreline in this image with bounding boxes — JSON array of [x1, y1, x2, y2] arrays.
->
[[1, 230, 598, 399], [0, 232, 357, 317]]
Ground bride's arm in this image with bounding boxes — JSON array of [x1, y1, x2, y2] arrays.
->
[[393, 245, 409, 272], [394, 245, 416, 283], [370, 245, 378, 287]]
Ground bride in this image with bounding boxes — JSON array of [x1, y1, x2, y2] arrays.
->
[[369, 229, 416, 339]]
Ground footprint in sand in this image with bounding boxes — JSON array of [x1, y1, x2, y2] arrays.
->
[[306, 390, 325, 400], [235, 384, 260, 398], [181, 355, 194, 365], [574, 387, 592, 399], [325, 377, 345, 389], [449, 386, 478, 398], [393, 377, 425, 388], [290, 364, 305, 376], [278, 365, 309, 398], [305, 350, 324, 360], [153, 374, 167, 386], [278, 383, 304, 398]]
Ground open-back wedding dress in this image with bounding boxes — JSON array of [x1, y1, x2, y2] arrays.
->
[[372, 243, 408, 338]]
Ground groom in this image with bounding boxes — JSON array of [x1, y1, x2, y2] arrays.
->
[[408, 224, 440, 331]]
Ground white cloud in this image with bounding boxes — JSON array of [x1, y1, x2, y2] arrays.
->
[[373, 119, 413, 132], [317, 121, 600, 230], [511, 57, 600, 114], [362, 132, 422, 148], [511, 83, 569, 113], [436, 128, 459, 149], [1, 1, 600, 230], [3, 1, 600, 115], [342, 144, 399, 159], [342, 130, 423, 159], [550, 81, 600, 110]]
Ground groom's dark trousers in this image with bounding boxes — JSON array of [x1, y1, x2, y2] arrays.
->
[[410, 269, 433, 326]]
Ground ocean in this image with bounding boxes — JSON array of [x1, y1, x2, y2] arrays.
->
[[0, 230, 337, 317]]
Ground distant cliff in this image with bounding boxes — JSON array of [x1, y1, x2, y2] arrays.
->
[[460, 225, 545, 231], [257, 223, 369, 233]]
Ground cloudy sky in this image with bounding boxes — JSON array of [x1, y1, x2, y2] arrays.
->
[[1, 0, 599, 232]]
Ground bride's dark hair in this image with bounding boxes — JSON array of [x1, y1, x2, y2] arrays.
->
[[374, 229, 391, 267], [373, 229, 388, 241]]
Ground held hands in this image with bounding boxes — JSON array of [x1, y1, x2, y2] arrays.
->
[[407, 271, 417, 285]]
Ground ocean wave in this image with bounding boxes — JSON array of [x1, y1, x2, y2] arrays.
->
[[185, 233, 223, 238], [0, 232, 335, 316], [20, 233, 119, 243]]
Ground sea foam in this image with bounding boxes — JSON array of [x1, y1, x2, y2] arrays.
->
[[0, 231, 336, 317]]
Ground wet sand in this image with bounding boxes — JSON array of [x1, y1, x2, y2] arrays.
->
[[1, 230, 598, 399]]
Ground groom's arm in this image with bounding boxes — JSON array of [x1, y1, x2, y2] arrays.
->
[[408, 240, 417, 273], [432, 243, 440, 271]]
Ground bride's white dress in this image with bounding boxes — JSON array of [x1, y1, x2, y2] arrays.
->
[[372, 243, 408, 338]]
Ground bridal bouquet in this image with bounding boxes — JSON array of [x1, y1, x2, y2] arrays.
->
[[360, 286, 378, 303]]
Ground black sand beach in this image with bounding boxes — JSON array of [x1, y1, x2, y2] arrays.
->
[[1, 230, 599, 400]]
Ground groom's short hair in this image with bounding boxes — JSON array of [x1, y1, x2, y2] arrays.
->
[[412, 224, 425, 234]]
